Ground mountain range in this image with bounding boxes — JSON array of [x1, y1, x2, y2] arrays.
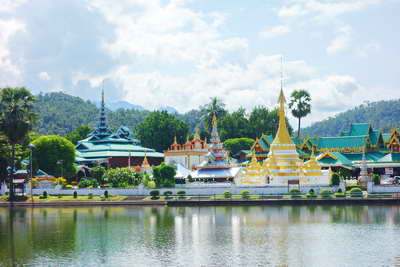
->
[[33, 91, 399, 137]]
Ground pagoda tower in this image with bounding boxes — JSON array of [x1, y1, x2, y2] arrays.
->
[[199, 113, 230, 167], [266, 89, 304, 184], [92, 89, 112, 138]]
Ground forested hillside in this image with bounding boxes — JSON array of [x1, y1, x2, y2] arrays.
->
[[33, 92, 201, 135], [302, 99, 400, 136]]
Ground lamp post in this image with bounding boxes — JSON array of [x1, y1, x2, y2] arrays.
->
[[7, 166, 13, 202], [27, 144, 36, 203]]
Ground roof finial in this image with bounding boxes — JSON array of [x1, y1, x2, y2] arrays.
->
[[280, 55, 284, 91]]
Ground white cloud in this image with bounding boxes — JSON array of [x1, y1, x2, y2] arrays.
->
[[0, 0, 29, 13], [277, 0, 383, 24], [356, 41, 381, 58], [259, 25, 291, 39], [89, 0, 247, 68], [326, 25, 352, 54], [38, 71, 51, 81], [0, 18, 25, 87]]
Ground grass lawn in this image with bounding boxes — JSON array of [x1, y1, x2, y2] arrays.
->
[[143, 196, 192, 200], [0, 195, 127, 202]]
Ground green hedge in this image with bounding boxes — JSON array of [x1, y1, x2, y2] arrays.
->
[[320, 189, 332, 198]]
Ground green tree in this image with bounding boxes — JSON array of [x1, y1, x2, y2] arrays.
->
[[219, 108, 249, 140], [103, 167, 143, 187], [135, 111, 188, 152], [65, 125, 92, 144], [288, 90, 311, 137], [223, 138, 255, 158], [152, 163, 176, 187], [90, 165, 106, 184], [200, 97, 227, 132], [0, 87, 36, 200], [331, 172, 341, 186], [32, 135, 76, 179]]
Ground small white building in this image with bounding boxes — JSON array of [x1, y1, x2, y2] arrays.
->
[[164, 134, 208, 170]]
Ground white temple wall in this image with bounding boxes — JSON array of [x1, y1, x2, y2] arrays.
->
[[367, 182, 400, 193], [165, 154, 207, 169], [30, 184, 339, 196]]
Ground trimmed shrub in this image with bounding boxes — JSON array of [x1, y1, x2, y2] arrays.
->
[[308, 189, 315, 195], [104, 190, 109, 199], [290, 188, 300, 195], [88, 193, 93, 199], [337, 188, 343, 193], [163, 190, 173, 200], [224, 191, 232, 199], [372, 174, 380, 185], [177, 190, 186, 200], [57, 194, 62, 199], [349, 187, 363, 197], [241, 190, 250, 199], [335, 193, 346, 198], [320, 189, 332, 198], [147, 181, 156, 189], [150, 190, 160, 200], [39, 191, 48, 199], [73, 191, 78, 199], [78, 178, 99, 188], [64, 184, 73, 189]]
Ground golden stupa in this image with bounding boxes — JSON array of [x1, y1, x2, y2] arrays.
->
[[235, 153, 267, 185], [236, 89, 329, 185]]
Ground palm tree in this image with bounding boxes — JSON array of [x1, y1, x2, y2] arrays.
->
[[200, 97, 227, 131], [288, 90, 311, 137], [0, 87, 36, 201]]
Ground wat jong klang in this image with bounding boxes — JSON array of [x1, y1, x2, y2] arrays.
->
[[75, 90, 164, 173], [235, 89, 330, 186]]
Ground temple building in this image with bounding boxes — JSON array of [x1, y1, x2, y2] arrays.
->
[[75, 90, 164, 170], [164, 133, 208, 170], [236, 90, 330, 185], [190, 113, 240, 182]]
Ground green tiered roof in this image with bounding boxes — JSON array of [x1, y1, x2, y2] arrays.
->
[[76, 90, 163, 163], [316, 136, 369, 151]]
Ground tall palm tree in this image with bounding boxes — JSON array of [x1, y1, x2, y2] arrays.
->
[[288, 90, 311, 137], [0, 87, 36, 201], [200, 97, 227, 131]]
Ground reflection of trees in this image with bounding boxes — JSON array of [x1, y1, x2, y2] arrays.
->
[[0, 207, 77, 266]]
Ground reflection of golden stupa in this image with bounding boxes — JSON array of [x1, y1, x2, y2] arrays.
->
[[235, 153, 266, 185]]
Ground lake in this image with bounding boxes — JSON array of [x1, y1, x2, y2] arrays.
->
[[1, 204, 400, 267]]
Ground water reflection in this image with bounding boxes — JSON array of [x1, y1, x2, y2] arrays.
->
[[0, 205, 399, 266]]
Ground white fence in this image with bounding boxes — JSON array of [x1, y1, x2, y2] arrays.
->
[[367, 182, 400, 193], [30, 184, 343, 197]]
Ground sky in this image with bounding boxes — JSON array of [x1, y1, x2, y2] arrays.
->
[[0, 0, 399, 127]]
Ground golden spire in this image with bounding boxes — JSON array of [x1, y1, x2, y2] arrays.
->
[[272, 89, 293, 145], [141, 151, 150, 168], [194, 129, 200, 140], [173, 136, 177, 145], [212, 112, 218, 128]]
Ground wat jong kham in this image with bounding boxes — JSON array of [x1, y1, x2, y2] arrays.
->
[[75, 90, 164, 170], [251, 110, 400, 178], [235, 89, 330, 186]]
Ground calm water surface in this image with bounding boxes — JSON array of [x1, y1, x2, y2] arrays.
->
[[0, 204, 400, 267]]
